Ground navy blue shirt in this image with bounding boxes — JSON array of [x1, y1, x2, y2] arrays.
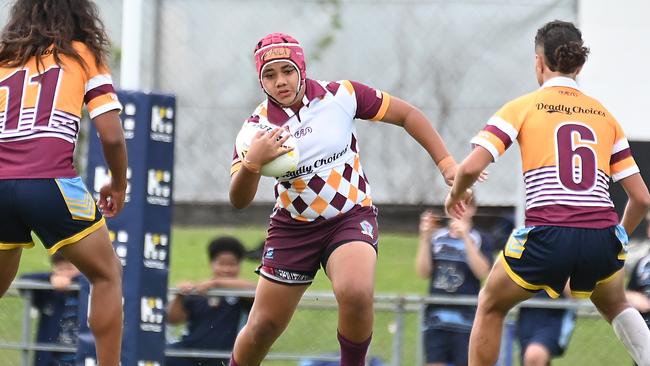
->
[[425, 228, 492, 331], [20, 272, 79, 366], [628, 253, 650, 325], [173, 294, 251, 350]]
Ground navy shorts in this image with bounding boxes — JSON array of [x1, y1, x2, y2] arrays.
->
[[502, 225, 627, 298], [423, 328, 469, 365], [517, 307, 576, 358], [258, 205, 379, 285], [0, 178, 104, 254]]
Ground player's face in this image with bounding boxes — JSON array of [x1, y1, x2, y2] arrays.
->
[[211, 252, 241, 278], [261, 61, 302, 106]]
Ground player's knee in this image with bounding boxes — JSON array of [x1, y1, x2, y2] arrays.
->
[[477, 288, 511, 318], [334, 283, 374, 313], [602, 303, 632, 323], [86, 255, 122, 285], [103, 255, 122, 282], [111, 257, 123, 281], [246, 315, 287, 343], [477, 288, 499, 314], [523, 344, 550, 366], [592, 296, 630, 323]]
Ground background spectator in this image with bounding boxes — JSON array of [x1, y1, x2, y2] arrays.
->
[[166, 236, 256, 366], [20, 253, 81, 366], [415, 199, 493, 366], [516, 289, 576, 366]]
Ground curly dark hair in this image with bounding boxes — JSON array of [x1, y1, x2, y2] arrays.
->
[[535, 20, 590, 74], [208, 236, 246, 262], [0, 0, 111, 72]]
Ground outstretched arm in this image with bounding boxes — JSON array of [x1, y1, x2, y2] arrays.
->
[[379, 97, 456, 185], [445, 146, 493, 219]]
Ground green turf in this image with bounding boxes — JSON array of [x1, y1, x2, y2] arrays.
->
[[0, 226, 633, 365], [555, 317, 630, 366]]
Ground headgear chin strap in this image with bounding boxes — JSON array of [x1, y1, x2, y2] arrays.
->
[[254, 33, 306, 106]]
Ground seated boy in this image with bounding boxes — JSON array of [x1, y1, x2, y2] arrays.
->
[[166, 236, 256, 366], [21, 253, 81, 366]]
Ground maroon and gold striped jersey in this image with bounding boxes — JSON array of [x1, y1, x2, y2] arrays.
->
[[472, 77, 638, 228], [0, 42, 121, 178]]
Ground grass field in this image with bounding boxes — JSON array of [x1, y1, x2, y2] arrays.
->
[[0, 226, 631, 365]]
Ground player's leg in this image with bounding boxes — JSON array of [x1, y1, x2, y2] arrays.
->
[[326, 241, 376, 365], [19, 178, 122, 366], [477, 225, 576, 366], [230, 209, 328, 366], [230, 276, 308, 366], [0, 248, 22, 296], [590, 270, 630, 320], [322, 206, 379, 365], [58, 224, 123, 366], [0, 180, 33, 296], [575, 226, 650, 366], [582, 226, 631, 323], [469, 257, 533, 366], [590, 269, 650, 365]]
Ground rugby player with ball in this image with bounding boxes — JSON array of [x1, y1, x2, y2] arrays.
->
[[228, 33, 457, 366]]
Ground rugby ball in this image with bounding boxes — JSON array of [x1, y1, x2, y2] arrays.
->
[[235, 122, 300, 177]]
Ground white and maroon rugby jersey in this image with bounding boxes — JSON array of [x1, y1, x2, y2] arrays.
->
[[232, 79, 390, 221]]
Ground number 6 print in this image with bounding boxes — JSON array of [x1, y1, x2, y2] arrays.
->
[[555, 122, 597, 192]]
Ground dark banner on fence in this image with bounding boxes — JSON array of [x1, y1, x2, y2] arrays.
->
[[78, 90, 175, 366]]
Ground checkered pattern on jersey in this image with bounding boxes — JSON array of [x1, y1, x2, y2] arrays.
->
[[275, 154, 372, 221]]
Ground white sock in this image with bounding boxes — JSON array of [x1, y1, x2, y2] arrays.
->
[[613, 307, 650, 366]]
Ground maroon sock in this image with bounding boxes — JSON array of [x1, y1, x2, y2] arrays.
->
[[229, 356, 239, 366], [337, 330, 372, 366]]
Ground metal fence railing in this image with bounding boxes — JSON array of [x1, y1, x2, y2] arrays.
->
[[0, 279, 629, 366]]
